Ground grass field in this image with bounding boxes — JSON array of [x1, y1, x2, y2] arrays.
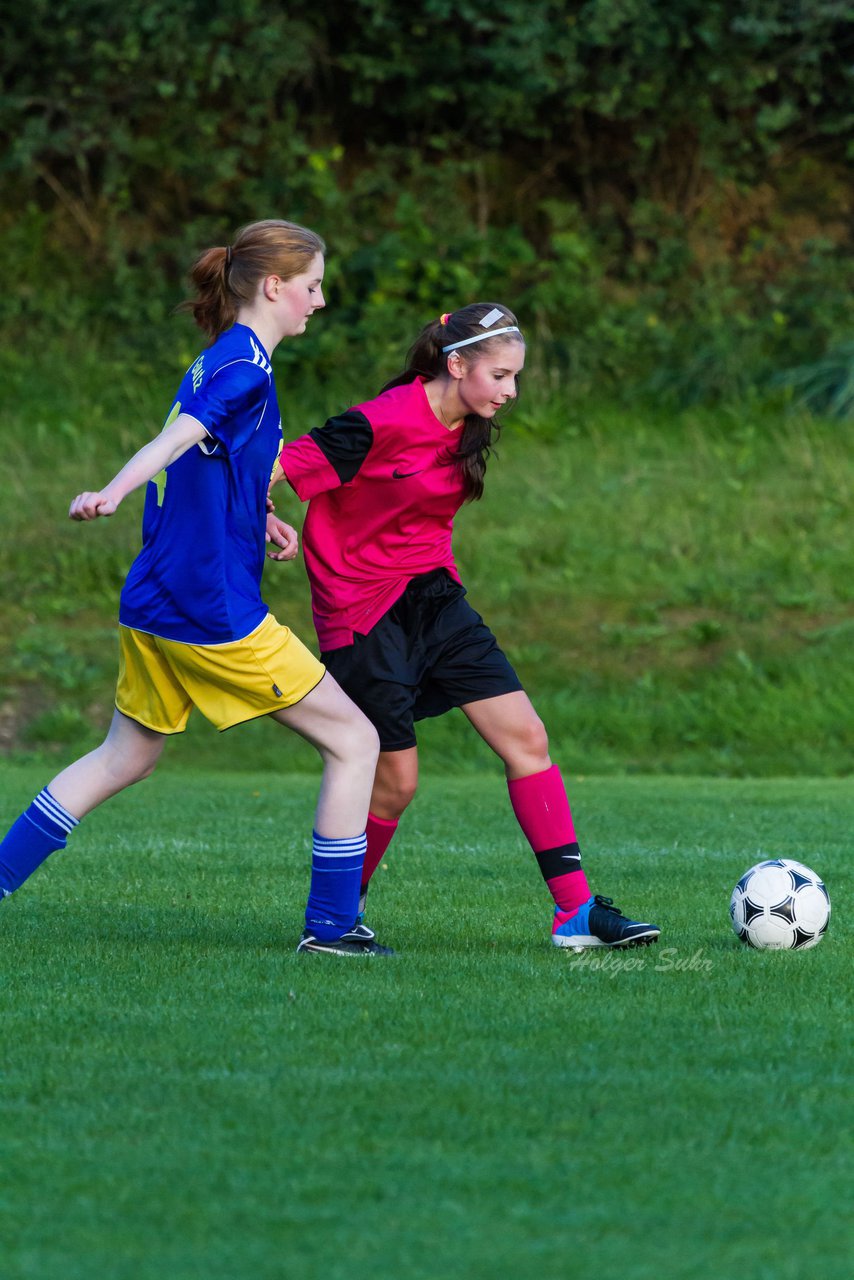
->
[[1, 764, 850, 1280]]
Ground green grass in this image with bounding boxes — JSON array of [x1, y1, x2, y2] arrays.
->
[[1, 765, 851, 1280], [1, 333, 852, 774]]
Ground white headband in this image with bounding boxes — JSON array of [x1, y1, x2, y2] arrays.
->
[[442, 324, 520, 353]]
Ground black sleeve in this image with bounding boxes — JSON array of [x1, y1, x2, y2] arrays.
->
[[308, 409, 374, 484]]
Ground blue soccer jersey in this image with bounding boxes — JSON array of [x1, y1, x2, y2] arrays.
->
[[119, 324, 282, 644]]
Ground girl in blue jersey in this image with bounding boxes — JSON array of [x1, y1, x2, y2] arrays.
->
[[0, 219, 390, 957]]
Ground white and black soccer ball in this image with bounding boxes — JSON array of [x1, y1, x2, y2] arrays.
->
[[730, 859, 830, 950]]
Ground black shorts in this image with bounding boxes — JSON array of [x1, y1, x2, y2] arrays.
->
[[321, 569, 524, 751]]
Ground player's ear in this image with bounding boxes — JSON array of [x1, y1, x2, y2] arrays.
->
[[446, 352, 465, 381], [262, 275, 281, 302]]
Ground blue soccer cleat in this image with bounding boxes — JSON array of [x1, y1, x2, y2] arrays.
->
[[552, 895, 660, 950]]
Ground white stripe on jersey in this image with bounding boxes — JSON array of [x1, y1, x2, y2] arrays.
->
[[249, 336, 273, 375]]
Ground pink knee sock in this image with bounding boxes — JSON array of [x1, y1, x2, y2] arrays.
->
[[507, 765, 590, 915], [361, 812, 399, 893]]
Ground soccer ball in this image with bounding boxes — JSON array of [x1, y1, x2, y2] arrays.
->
[[730, 859, 830, 950]]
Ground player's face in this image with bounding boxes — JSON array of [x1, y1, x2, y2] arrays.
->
[[455, 339, 525, 418], [273, 253, 326, 335]]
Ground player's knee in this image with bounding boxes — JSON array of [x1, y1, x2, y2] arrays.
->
[[391, 774, 418, 812], [113, 753, 159, 789], [126, 733, 166, 783], [512, 713, 550, 770], [373, 767, 417, 817], [346, 712, 380, 766], [134, 753, 161, 783]]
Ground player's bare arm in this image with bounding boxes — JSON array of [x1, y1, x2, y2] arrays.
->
[[69, 413, 209, 521]]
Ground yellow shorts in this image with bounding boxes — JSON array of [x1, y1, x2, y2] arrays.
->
[[116, 614, 326, 734]]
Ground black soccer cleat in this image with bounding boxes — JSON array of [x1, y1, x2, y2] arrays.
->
[[552, 895, 661, 950], [296, 921, 394, 956]]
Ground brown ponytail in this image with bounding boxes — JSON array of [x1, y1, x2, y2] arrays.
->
[[182, 219, 326, 341], [382, 303, 524, 501]]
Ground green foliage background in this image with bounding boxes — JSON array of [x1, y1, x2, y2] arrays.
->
[[3, 0, 853, 398], [1, 1, 853, 771]]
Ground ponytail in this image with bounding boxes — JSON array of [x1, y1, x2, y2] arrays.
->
[[185, 246, 234, 340]]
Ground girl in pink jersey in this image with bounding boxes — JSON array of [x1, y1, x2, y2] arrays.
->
[[272, 303, 660, 950]]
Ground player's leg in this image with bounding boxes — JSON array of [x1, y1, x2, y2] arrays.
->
[[461, 689, 590, 910], [158, 617, 390, 956], [353, 746, 419, 915], [0, 710, 166, 901], [49, 709, 167, 815], [269, 674, 391, 955], [320, 608, 424, 925], [269, 672, 380, 836], [370, 747, 419, 821], [462, 691, 660, 950]]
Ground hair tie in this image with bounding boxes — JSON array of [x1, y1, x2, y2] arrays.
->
[[225, 245, 233, 268], [439, 312, 451, 326]]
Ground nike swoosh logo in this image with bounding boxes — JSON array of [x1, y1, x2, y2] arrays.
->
[[392, 468, 422, 479]]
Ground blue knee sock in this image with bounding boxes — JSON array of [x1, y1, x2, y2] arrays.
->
[[304, 830, 366, 939], [0, 788, 79, 897]]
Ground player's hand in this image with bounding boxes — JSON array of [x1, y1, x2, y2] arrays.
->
[[265, 514, 299, 561], [69, 491, 118, 521]]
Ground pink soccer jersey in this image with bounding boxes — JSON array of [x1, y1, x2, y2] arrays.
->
[[280, 379, 468, 649]]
